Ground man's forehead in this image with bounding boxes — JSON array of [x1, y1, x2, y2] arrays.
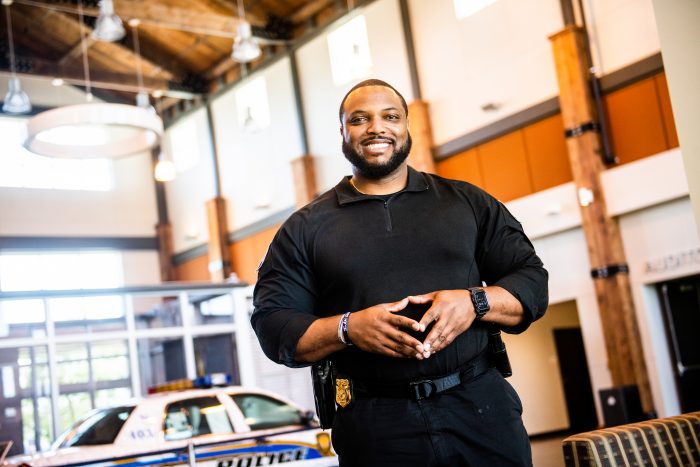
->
[[344, 85, 403, 111]]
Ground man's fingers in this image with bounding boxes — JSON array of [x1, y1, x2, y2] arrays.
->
[[408, 293, 435, 304], [423, 321, 451, 351], [418, 303, 442, 331], [388, 314, 422, 332], [384, 297, 409, 312]]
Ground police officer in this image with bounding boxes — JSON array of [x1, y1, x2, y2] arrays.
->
[[252, 79, 548, 466]]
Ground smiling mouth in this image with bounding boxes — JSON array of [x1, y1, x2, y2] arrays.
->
[[361, 138, 394, 154]]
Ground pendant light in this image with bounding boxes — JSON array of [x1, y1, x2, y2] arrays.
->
[[130, 19, 156, 114], [2, 0, 31, 114], [231, 0, 261, 63], [92, 0, 126, 42]]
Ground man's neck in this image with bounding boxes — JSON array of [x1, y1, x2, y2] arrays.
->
[[351, 164, 409, 195]]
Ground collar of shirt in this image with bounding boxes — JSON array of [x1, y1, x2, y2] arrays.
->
[[334, 166, 430, 206]]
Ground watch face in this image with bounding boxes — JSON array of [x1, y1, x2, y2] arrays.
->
[[469, 287, 490, 319]]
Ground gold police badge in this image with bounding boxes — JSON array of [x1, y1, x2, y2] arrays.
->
[[335, 378, 352, 408]]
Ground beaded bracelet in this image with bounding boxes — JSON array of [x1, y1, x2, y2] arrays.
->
[[337, 312, 353, 346]]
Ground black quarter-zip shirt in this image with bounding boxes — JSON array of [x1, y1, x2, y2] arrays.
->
[[252, 166, 548, 383]]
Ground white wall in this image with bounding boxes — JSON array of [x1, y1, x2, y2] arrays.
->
[[0, 151, 158, 237], [584, 0, 661, 75], [296, 0, 415, 192], [210, 57, 304, 231], [163, 108, 216, 253], [619, 197, 700, 416], [409, 0, 661, 146], [505, 300, 580, 435], [507, 148, 697, 420]]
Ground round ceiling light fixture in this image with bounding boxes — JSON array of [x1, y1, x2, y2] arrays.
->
[[24, 103, 163, 159]]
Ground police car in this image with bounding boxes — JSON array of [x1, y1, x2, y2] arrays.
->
[[3, 375, 337, 467]]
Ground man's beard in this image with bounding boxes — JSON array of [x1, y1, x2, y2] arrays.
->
[[342, 133, 412, 180]]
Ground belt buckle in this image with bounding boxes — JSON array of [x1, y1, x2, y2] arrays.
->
[[410, 379, 436, 401]]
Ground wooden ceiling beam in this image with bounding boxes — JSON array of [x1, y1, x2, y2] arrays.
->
[[290, 0, 337, 24], [13, 0, 266, 37], [11, 59, 172, 94]]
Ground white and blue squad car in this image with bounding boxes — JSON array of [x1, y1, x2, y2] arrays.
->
[[3, 375, 337, 467]]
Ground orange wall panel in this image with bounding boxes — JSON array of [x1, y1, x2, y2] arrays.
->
[[654, 73, 679, 149], [230, 237, 258, 284], [522, 114, 572, 192], [174, 254, 209, 282], [604, 77, 667, 165], [478, 131, 533, 202], [230, 224, 281, 284], [435, 148, 484, 187]]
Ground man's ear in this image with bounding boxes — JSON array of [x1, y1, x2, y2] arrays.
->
[[339, 125, 344, 137], [407, 118, 410, 130]]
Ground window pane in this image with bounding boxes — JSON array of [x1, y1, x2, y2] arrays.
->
[[0, 299, 46, 338], [137, 337, 186, 395], [0, 116, 113, 191], [56, 343, 89, 385], [58, 392, 92, 433], [232, 394, 302, 430], [327, 15, 372, 86], [50, 298, 85, 322], [78, 253, 123, 289], [94, 388, 132, 409], [41, 254, 81, 290], [93, 356, 129, 381], [0, 255, 42, 291], [164, 397, 233, 440]]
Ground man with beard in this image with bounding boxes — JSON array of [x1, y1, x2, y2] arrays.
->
[[251, 79, 548, 466]]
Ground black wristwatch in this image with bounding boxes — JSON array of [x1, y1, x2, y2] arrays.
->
[[467, 287, 490, 320]]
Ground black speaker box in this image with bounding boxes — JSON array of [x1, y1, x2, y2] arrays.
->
[[599, 385, 645, 427]]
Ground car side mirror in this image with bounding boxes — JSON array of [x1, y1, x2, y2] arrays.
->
[[299, 409, 318, 426]]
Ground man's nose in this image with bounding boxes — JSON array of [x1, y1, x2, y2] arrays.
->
[[366, 117, 386, 134]]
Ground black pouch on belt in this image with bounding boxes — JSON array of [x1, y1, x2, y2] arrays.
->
[[311, 359, 336, 429], [488, 325, 513, 378]]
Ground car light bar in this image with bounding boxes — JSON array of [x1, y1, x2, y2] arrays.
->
[[148, 373, 232, 394]]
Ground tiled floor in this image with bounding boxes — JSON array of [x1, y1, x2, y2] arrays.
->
[[531, 434, 568, 467]]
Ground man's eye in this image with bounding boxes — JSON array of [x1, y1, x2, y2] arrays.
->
[[385, 114, 400, 120], [350, 116, 367, 124]]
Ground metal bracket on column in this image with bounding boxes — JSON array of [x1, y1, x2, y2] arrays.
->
[[590, 263, 629, 279], [565, 121, 600, 138]]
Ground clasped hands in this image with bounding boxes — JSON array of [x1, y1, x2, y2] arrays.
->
[[346, 290, 477, 360]]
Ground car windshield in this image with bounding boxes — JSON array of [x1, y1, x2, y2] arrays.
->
[[55, 406, 135, 448], [231, 393, 303, 431]]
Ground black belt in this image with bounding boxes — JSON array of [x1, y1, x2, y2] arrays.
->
[[348, 352, 492, 401]]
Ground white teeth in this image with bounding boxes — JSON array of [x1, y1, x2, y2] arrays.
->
[[366, 143, 389, 150]]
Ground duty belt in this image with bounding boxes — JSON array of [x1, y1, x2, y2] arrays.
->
[[348, 352, 492, 401]]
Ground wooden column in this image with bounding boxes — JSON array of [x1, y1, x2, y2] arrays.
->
[[206, 196, 232, 282], [407, 100, 436, 173], [550, 26, 654, 413], [155, 222, 176, 282], [290, 154, 318, 208]]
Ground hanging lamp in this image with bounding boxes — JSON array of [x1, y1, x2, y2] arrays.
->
[[2, 0, 31, 114], [92, 0, 126, 42], [231, 0, 261, 63]]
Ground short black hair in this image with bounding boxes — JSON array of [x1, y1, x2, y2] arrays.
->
[[338, 79, 408, 123]]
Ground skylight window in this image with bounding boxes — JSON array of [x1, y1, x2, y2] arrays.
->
[[453, 0, 498, 19], [327, 15, 373, 86]]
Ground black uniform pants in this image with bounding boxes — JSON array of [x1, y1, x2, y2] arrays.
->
[[330, 368, 532, 467]]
